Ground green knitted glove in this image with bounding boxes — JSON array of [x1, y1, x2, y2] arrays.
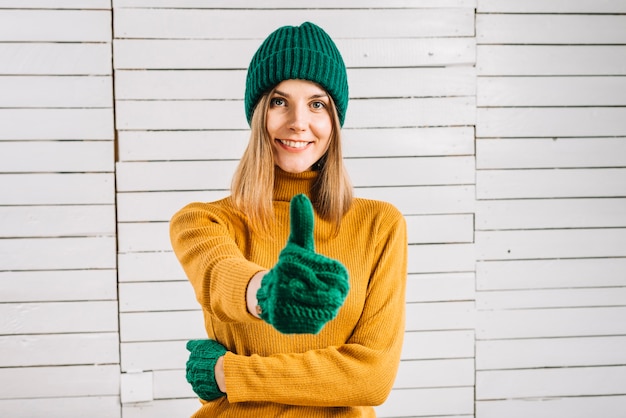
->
[[185, 339, 227, 401], [256, 194, 350, 334]]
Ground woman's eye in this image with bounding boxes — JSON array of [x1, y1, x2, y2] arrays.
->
[[270, 97, 285, 106], [311, 101, 326, 109]]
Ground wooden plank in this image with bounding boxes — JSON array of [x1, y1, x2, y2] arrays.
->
[[0, 365, 119, 399], [115, 161, 237, 192], [477, 307, 626, 339], [0, 173, 114, 205], [121, 341, 187, 371], [477, 45, 626, 76], [0, 109, 114, 140], [119, 282, 197, 313], [477, 395, 626, 418], [115, 8, 474, 39], [114, 38, 475, 69], [120, 311, 205, 342], [406, 273, 475, 303], [478, 0, 626, 13], [476, 138, 626, 169], [406, 301, 475, 332], [477, 77, 626, 107], [477, 14, 626, 44], [476, 169, 626, 199], [117, 191, 227, 222], [0, 76, 112, 107], [394, 359, 474, 388], [0, 0, 111, 8], [1, 237, 116, 271], [0, 301, 118, 335], [477, 258, 626, 290], [0, 43, 112, 75], [476, 229, 626, 261], [0, 10, 111, 42], [114, 0, 477, 9], [0, 269, 117, 302], [402, 330, 475, 360], [0, 333, 119, 367], [118, 222, 169, 252], [0, 396, 121, 418], [0, 141, 114, 173], [356, 185, 476, 216], [478, 287, 626, 310], [153, 369, 190, 399], [0, 205, 115, 238], [477, 107, 626, 138], [476, 198, 626, 230], [408, 243, 475, 274], [376, 387, 474, 417], [122, 398, 199, 418], [406, 214, 474, 244], [476, 336, 626, 370], [118, 252, 185, 282], [477, 366, 626, 400], [346, 156, 475, 187]]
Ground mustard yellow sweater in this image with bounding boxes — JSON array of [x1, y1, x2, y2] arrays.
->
[[170, 168, 407, 417]]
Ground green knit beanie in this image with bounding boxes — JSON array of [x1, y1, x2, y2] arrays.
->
[[245, 22, 349, 126]]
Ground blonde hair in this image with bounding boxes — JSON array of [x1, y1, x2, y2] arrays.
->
[[231, 89, 353, 234]]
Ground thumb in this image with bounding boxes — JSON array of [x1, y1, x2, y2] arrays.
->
[[287, 194, 315, 251]]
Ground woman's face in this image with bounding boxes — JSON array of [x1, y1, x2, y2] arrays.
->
[[266, 79, 333, 173]]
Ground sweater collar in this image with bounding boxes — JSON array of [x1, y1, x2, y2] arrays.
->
[[273, 167, 318, 202]]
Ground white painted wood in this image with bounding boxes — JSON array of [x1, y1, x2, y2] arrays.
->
[[477, 138, 626, 169], [402, 330, 475, 360], [406, 273, 475, 303], [119, 282, 197, 313], [346, 156, 475, 187], [478, 0, 626, 13], [0, 301, 118, 335], [0, 0, 111, 8], [121, 341, 187, 372], [477, 45, 626, 76], [476, 198, 626, 230], [408, 243, 475, 274], [376, 387, 474, 417], [394, 359, 474, 388], [476, 229, 626, 261], [477, 366, 626, 400], [0, 76, 112, 107], [121, 371, 153, 403], [152, 369, 191, 399], [0, 205, 115, 237], [0, 333, 119, 367], [477, 258, 626, 290], [405, 301, 475, 332], [406, 214, 474, 244], [476, 169, 626, 199], [114, 38, 475, 69], [115, 8, 474, 39], [1, 237, 116, 270], [114, 0, 477, 9], [477, 395, 626, 418], [117, 191, 228, 222], [118, 251, 186, 282], [478, 77, 626, 107], [476, 336, 626, 370], [478, 287, 626, 310], [0, 365, 119, 399], [477, 107, 626, 138], [477, 14, 626, 44], [0, 10, 111, 42], [0, 141, 114, 173], [0, 270, 117, 302], [0, 109, 114, 140], [0, 43, 112, 75], [477, 307, 626, 339], [121, 398, 201, 418], [0, 397, 121, 418], [120, 311, 205, 342]]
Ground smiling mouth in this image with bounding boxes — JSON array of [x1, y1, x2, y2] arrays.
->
[[277, 139, 311, 149]]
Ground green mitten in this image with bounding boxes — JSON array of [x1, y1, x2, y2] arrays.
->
[[185, 339, 227, 401], [256, 194, 350, 334]]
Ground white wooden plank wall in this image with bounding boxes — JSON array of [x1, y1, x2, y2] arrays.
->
[[475, 1, 626, 417], [113, 1, 477, 416], [0, 1, 119, 418]]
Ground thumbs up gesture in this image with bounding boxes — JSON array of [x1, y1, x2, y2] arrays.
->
[[256, 194, 350, 334]]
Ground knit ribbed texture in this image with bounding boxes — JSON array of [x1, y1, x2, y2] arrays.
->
[[256, 194, 349, 334], [245, 22, 349, 126], [169, 168, 408, 417], [185, 339, 227, 401]]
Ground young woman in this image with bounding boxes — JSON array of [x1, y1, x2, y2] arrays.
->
[[170, 22, 408, 417]]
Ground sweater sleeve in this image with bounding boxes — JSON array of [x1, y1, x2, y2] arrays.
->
[[169, 201, 265, 323], [225, 207, 408, 407]]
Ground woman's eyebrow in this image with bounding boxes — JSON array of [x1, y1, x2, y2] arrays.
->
[[273, 90, 328, 100]]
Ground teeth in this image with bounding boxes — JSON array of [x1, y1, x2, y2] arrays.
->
[[279, 139, 309, 149]]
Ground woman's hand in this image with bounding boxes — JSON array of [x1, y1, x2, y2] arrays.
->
[[247, 270, 267, 318]]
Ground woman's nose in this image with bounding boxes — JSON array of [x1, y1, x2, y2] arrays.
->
[[288, 104, 308, 131]]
